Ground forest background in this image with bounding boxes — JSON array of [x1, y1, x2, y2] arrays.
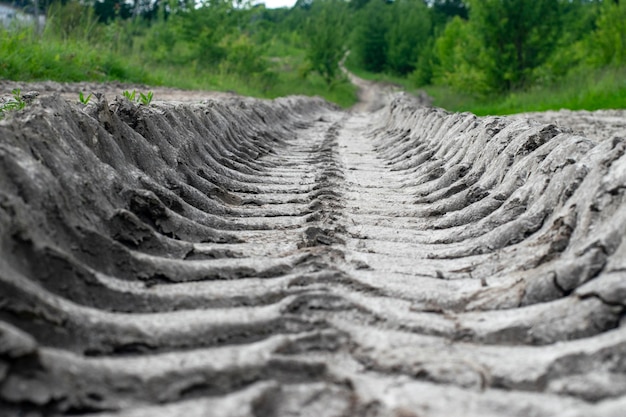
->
[[1, 0, 625, 114]]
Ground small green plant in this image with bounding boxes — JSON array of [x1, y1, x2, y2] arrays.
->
[[122, 89, 153, 105], [122, 89, 137, 101], [11, 89, 25, 109], [0, 89, 26, 118], [139, 91, 153, 105], [78, 91, 93, 104]]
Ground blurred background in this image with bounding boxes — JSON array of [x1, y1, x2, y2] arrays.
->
[[1, 0, 625, 114]]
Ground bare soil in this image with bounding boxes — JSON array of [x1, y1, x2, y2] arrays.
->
[[1, 77, 625, 417]]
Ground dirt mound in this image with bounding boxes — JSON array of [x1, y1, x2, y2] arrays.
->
[[0, 90, 625, 416], [518, 108, 626, 143], [0, 80, 235, 104]]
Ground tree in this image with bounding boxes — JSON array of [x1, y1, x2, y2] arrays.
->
[[349, 0, 372, 10], [431, 0, 468, 28], [93, 0, 133, 22], [304, 0, 348, 85], [533, 0, 600, 82], [468, 0, 561, 92], [387, 0, 432, 75], [411, 36, 435, 86], [432, 15, 487, 92], [591, 0, 626, 66], [351, 0, 390, 73]]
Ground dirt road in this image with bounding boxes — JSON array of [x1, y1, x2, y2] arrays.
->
[[1, 79, 626, 416]]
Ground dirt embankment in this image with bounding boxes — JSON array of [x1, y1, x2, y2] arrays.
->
[[0, 81, 626, 417], [0, 80, 235, 104]]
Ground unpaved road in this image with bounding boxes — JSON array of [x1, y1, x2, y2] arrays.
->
[[1, 77, 626, 417]]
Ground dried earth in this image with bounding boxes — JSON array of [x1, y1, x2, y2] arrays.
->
[[1, 76, 626, 417]]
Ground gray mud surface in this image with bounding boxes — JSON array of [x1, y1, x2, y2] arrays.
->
[[1, 79, 626, 417]]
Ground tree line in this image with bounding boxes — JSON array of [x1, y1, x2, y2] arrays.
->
[[309, 0, 625, 95], [7, 0, 626, 98]]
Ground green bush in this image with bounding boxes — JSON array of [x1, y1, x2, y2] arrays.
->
[[432, 16, 487, 94], [591, 1, 626, 67], [386, 0, 431, 76]]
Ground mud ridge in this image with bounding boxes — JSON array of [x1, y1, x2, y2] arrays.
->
[[1, 90, 625, 416]]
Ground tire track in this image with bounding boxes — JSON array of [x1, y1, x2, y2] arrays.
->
[[0, 90, 625, 416]]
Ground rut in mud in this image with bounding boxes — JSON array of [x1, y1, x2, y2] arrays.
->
[[1, 88, 626, 417]]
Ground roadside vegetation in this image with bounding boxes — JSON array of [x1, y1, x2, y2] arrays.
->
[[1, 0, 625, 114], [345, 0, 626, 114], [0, 89, 26, 118]]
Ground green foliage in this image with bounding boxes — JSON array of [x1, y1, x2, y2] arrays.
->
[[351, 0, 390, 73], [431, 0, 468, 25], [533, 1, 598, 83], [1, 0, 357, 107], [122, 90, 154, 105], [590, 0, 626, 66], [386, 0, 431, 76], [3, 0, 625, 113], [94, 0, 133, 22], [423, 0, 619, 101], [410, 37, 435, 86], [0, 25, 153, 83], [0, 89, 27, 119], [78, 91, 93, 104], [220, 35, 276, 90], [349, 0, 371, 11], [303, 0, 348, 85], [11, 89, 26, 110], [139, 91, 154, 105], [141, 0, 278, 89], [122, 90, 137, 101], [432, 16, 487, 93], [46, 1, 99, 41], [180, 4, 230, 66], [468, 0, 561, 93], [425, 66, 626, 115]]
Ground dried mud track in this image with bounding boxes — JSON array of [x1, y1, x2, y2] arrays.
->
[[1, 91, 626, 417]]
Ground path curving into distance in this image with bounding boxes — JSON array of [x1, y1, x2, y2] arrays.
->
[[1, 85, 626, 417]]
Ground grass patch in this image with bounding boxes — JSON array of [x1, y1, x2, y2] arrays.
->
[[345, 54, 626, 115], [426, 66, 626, 115], [0, 28, 155, 84], [0, 27, 357, 108]]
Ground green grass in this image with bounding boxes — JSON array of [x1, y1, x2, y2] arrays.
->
[[345, 55, 626, 115], [0, 29, 156, 84], [18, 23, 625, 114], [0, 27, 357, 108], [425, 66, 626, 115]]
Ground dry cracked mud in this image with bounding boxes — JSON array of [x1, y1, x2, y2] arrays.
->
[[1, 78, 626, 417]]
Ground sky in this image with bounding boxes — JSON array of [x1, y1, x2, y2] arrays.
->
[[256, 0, 297, 8]]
